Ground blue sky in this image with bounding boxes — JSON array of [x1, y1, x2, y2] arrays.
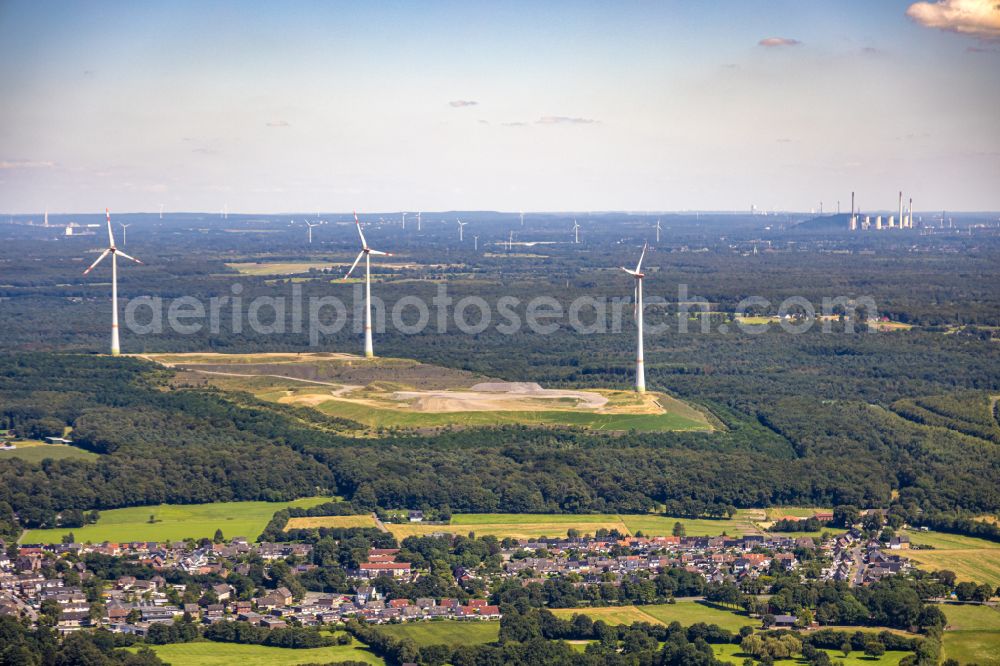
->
[[1, 0, 998, 213]]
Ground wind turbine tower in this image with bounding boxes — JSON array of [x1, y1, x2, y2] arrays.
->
[[519, 211, 524, 227], [655, 219, 661, 243], [621, 244, 648, 393], [82, 209, 144, 356], [473, 235, 479, 251], [402, 212, 407, 230], [344, 211, 391, 358], [159, 204, 164, 220], [305, 220, 321, 244], [416, 211, 422, 231], [573, 220, 580, 244]]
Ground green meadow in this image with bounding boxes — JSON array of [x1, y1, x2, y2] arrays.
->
[[551, 600, 753, 632], [314, 398, 710, 432], [0, 439, 99, 463], [136, 640, 382, 666], [379, 620, 499, 647], [941, 604, 1000, 665], [24, 497, 329, 544]]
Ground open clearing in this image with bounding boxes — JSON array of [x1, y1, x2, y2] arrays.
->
[[386, 512, 761, 540], [285, 514, 377, 530], [379, 620, 499, 646], [900, 529, 1000, 587], [137, 640, 382, 666], [551, 600, 753, 632], [141, 352, 714, 433], [24, 497, 329, 544], [0, 439, 98, 463], [941, 604, 1000, 665]]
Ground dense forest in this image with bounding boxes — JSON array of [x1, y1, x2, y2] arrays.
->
[[1, 351, 997, 539]]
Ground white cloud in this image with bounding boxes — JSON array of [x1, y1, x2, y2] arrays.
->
[[266, 120, 290, 127], [0, 159, 55, 170], [758, 37, 801, 47], [535, 115, 598, 125], [906, 0, 1000, 39], [448, 100, 478, 107]]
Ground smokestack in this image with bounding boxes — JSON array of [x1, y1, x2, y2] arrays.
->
[[898, 191, 903, 231], [908, 197, 913, 228]]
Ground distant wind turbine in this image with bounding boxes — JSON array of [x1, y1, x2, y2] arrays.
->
[[118, 222, 131, 247], [621, 244, 648, 393], [572, 220, 580, 244], [457, 219, 467, 241], [305, 220, 322, 244], [82, 209, 144, 357], [473, 235, 479, 251], [344, 211, 391, 358], [402, 212, 407, 230], [519, 211, 524, 227], [655, 219, 661, 243], [508, 230, 514, 251], [159, 204, 164, 220], [416, 211, 422, 232]]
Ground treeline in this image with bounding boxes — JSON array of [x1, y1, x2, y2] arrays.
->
[[910, 511, 1000, 545], [0, 617, 165, 665], [203, 621, 346, 648], [492, 568, 706, 608]]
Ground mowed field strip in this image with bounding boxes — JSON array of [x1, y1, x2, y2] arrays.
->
[[285, 514, 377, 530], [551, 600, 753, 632], [25, 497, 330, 544], [380, 511, 763, 539], [140, 352, 715, 433], [378, 620, 499, 647], [137, 640, 383, 666], [900, 529, 1000, 588], [0, 439, 99, 463]]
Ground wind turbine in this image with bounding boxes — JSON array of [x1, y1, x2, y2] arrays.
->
[[159, 204, 164, 220], [118, 222, 131, 247], [473, 235, 479, 251], [655, 219, 661, 243], [344, 211, 391, 358], [519, 211, 524, 227], [305, 220, 322, 244], [621, 244, 648, 393], [508, 230, 514, 251], [457, 219, 467, 241], [416, 211, 422, 232], [572, 219, 580, 244], [402, 212, 407, 230], [82, 209, 143, 357]]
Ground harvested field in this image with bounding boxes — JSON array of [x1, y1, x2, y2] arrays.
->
[[285, 515, 376, 530]]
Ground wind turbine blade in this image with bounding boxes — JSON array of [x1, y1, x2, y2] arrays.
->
[[367, 249, 391, 256], [353, 210, 367, 248], [635, 243, 647, 273], [106, 209, 116, 247], [83, 249, 111, 275], [344, 251, 365, 279], [116, 250, 143, 265]]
